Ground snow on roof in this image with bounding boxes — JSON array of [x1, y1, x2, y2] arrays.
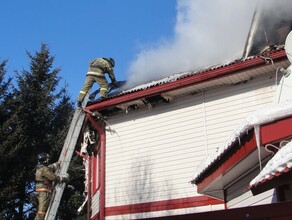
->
[[191, 100, 292, 184], [120, 71, 196, 94], [109, 49, 286, 101], [115, 56, 258, 97], [249, 139, 292, 187]]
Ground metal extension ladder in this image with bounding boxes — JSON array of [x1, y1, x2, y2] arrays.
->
[[45, 94, 90, 220]]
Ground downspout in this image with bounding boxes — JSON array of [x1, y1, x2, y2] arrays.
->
[[87, 114, 106, 220]]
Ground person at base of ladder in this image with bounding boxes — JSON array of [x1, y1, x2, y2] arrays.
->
[[34, 153, 69, 220], [77, 57, 118, 107]]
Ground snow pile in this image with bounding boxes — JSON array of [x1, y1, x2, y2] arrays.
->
[[192, 100, 292, 183], [249, 140, 292, 187]]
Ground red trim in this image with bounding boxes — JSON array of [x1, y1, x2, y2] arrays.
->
[[92, 156, 102, 193], [92, 156, 97, 191], [132, 201, 292, 220], [75, 150, 88, 160], [87, 51, 286, 112], [251, 169, 292, 195], [197, 131, 256, 192], [90, 200, 292, 220], [87, 115, 106, 220], [197, 116, 292, 193], [260, 116, 292, 144], [90, 196, 223, 219], [87, 155, 92, 220], [106, 196, 223, 216]]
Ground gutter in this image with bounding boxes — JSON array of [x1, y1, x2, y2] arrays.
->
[[87, 50, 286, 112]]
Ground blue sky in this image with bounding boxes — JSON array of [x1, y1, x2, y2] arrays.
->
[[1, 0, 261, 100], [1, 0, 176, 98]]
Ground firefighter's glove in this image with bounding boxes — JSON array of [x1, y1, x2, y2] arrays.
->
[[53, 162, 61, 169]]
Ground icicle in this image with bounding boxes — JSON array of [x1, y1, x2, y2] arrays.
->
[[254, 125, 262, 170], [237, 136, 241, 146]]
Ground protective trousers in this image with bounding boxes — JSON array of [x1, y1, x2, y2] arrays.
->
[[77, 75, 109, 103], [35, 191, 51, 220]]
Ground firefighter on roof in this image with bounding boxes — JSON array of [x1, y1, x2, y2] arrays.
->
[[34, 153, 69, 220], [77, 57, 117, 107]]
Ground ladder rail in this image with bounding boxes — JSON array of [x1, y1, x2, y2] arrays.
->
[[58, 110, 84, 175], [45, 109, 85, 219], [45, 91, 91, 220]]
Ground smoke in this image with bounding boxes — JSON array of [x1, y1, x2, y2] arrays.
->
[[261, 0, 292, 21], [244, 0, 292, 58], [126, 0, 260, 87], [126, 0, 292, 88]]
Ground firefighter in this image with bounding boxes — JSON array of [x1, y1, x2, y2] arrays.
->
[[77, 57, 118, 107], [34, 153, 69, 220]]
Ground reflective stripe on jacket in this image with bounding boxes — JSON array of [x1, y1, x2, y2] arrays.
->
[[35, 163, 60, 192], [86, 71, 104, 77], [36, 187, 52, 193]]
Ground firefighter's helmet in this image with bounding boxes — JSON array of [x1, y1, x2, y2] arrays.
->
[[104, 58, 115, 67], [37, 153, 50, 165]]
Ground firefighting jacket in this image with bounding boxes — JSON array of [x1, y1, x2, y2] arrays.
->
[[35, 163, 60, 193], [87, 58, 116, 82]]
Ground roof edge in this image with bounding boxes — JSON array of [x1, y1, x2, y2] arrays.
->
[[87, 50, 287, 112]]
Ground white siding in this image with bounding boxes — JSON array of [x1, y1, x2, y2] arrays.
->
[[105, 94, 205, 206], [96, 72, 277, 218], [227, 189, 277, 208], [91, 191, 100, 218], [203, 73, 276, 152]]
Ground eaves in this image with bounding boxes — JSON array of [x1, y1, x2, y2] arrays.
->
[[86, 50, 287, 112]]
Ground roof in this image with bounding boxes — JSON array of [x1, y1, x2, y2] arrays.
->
[[249, 139, 292, 188], [191, 100, 292, 185], [105, 51, 283, 99], [87, 49, 287, 113]]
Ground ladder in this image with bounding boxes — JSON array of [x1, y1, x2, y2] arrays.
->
[[45, 94, 90, 220]]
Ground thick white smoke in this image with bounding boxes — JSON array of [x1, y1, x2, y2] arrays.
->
[[126, 0, 260, 87]]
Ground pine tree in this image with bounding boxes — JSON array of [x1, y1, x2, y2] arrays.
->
[[0, 44, 84, 219], [0, 58, 18, 219]]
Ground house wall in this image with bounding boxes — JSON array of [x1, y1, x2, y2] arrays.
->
[[91, 191, 100, 218], [227, 189, 277, 208], [274, 65, 292, 103], [93, 71, 279, 219]]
